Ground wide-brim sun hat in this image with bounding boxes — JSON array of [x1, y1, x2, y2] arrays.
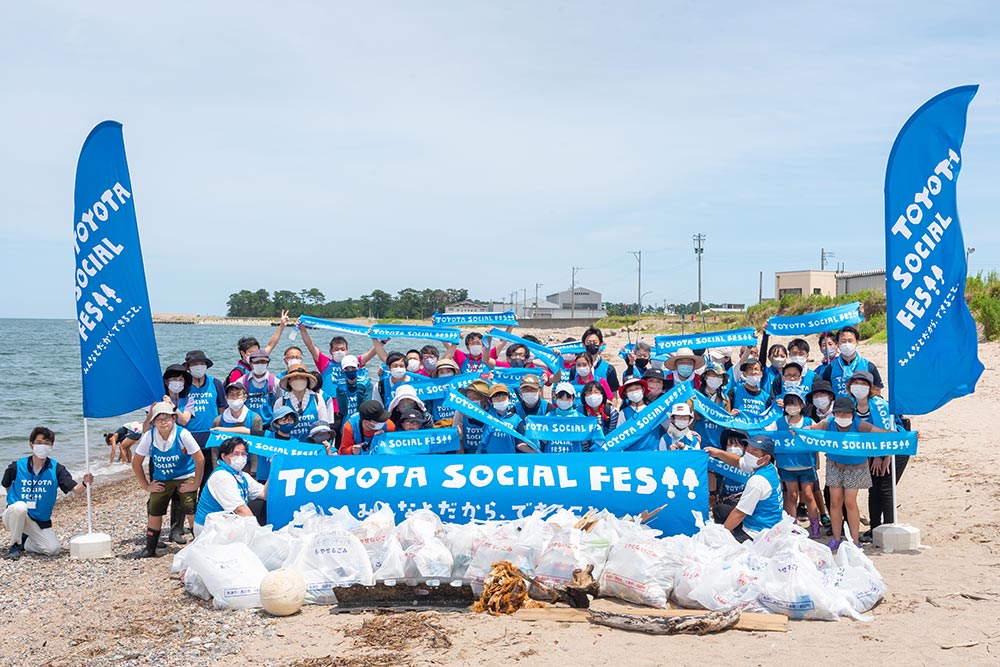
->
[[279, 364, 318, 391], [664, 347, 706, 372]]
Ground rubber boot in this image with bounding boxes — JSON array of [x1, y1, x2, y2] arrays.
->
[[808, 517, 821, 539], [138, 529, 161, 558], [168, 500, 185, 543]]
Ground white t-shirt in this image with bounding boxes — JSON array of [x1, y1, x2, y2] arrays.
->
[[135, 427, 200, 457], [205, 469, 265, 515], [734, 474, 774, 537]]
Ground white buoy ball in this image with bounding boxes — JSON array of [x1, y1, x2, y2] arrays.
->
[[259, 569, 306, 616]]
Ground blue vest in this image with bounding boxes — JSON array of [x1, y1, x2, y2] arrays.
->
[[742, 464, 784, 533], [827, 354, 872, 396], [150, 427, 197, 481], [6, 457, 59, 523], [825, 416, 868, 465], [183, 377, 221, 433], [460, 416, 486, 454], [337, 377, 372, 419], [516, 396, 551, 419], [859, 395, 895, 431], [194, 461, 249, 526], [720, 473, 746, 499], [539, 408, 584, 453], [479, 411, 524, 454], [243, 374, 277, 425], [346, 413, 387, 454], [379, 376, 407, 409], [460, 355, 486, 374], [427, 398, 456, 423], [775, 416, 815, 469], [620, 404, 660, 452], [286, 393, 320, 442], [732, 384, 770, 419]]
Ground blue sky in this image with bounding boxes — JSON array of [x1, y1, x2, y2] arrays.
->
[[2, 2, 999, 317]]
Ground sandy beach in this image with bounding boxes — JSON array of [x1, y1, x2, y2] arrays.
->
[[2, 338, 998, 667]]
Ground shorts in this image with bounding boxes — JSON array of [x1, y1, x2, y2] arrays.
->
[[824, 462, 872, 490], [778, 467, 818, 484], [147, 478, 197, 517]]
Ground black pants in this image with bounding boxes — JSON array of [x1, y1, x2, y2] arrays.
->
[[868, 455, 909, 529], [712, 504, 751, 543]]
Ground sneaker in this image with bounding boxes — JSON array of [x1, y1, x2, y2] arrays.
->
[[809, 518, 822, 540], [860, 530, 874, 544], [820, 514, 831, 528], [796, 503, 808, 520], [827, 539, 841, 551], [7, 543, 24, 560]]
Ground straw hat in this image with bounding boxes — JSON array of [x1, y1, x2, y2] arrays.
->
[[279, 364, 318, 391]]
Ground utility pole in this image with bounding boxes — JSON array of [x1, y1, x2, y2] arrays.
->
[[758, 271, 763, 304], [692, 234, 705, 329], [571, 267, 580, 318], [629, 250, 642, 320], [522, 288, 527, 317], [534, 283, 543, 318], [821, 248, 835, 271]]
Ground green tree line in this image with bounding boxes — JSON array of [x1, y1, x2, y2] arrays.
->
[[226, 288, 473, 319]]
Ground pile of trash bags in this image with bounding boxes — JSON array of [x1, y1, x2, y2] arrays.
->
[[172, 504, 885, 621]]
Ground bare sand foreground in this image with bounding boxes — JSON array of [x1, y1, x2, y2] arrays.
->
[[1, 340, 998, 667]]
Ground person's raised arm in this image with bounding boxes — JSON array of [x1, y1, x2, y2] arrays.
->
[[264, 311, 290, 355], [298, 321, 323, 366], [371, 338, 390, 363], [442, 342, 458, 360], [359, 346, 379, 365]]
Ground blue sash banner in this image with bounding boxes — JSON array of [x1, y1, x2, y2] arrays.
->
[[487, 328, 562, 372], [369, 324, 463, 344], [75, 121, 163, 418], [205, 432, 327, 457], [618, 343, 634, 362], [599, 384, 695, 452], [373, 428, 460, 455], [298, 316, 372, 337], [441, 389, 539, 449], [433, 311, 519, 327], [551, 342, 605, 355], [524, 416, 604, 443], [407, 372, 481, 402], [708, 457, 750, 484], [653, 329, 758, 355], [490, 366, 546, 386], [266, 450, 708, 536], [774, 429, 919, 457], [691, 393, 783, 431], [764, 302, 864, 336], [885, 85, 984, 415]]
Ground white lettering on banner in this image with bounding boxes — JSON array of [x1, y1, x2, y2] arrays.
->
[[767, 309, 860, 333], [889, 149, 959, 332], [81, 304, 143, 371], [73, 182, 132, 255]]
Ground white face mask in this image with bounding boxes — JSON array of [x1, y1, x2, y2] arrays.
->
[[562, 353, 576, 363], [726, 445, 744, 455], [584, 394, 603, 408], [227, 399, 245, 412], [437, 370, 455, 378], [739, 450, 763, 473], [840, 342, 857, 357], [332, 350, 346, 363], [492, 400, 509, 413], [228, 455, 247, 471], [372, 421, 386, 431], [770, 358, 786, 370], [468, 344, 483, 356], [785, 405, 802, 416], [390, 367, 407, 380], [285, 358, 302, 369], [823, 346, 838, 360], [290, 379, 308, 392], [627, 389, 644, 404], [406, 359, 421, 373], [520, 391, 539, 407], [576, 365, 592, 377], [167, 380, 185, 394], [32, 444, 52, 459], [423, 358, 437, 370], [813, 395, 832, 411], [834, 415, 854, 428], [188, 364, 207, 379], [651, 359, 664, 370], [556, 398, 574, 411], [705, 376, 723, 391], [251, 363, 268, 376], [789, 355, 807, 367], [675, 364, 694, 378], [743, 374, 762, 388], [673, 417, 691, 430], [850, 384, 869, 400]]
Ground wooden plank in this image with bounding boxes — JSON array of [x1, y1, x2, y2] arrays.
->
[[512, 606, 788, 632]]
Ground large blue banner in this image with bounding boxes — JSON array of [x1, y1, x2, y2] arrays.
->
[[298, 315, 372, 337], [74, 121, 162, 418], [487, 328, 562, 372], [885, 85, 984, 415], [266, 450, 709, 536], [524, 416, 604, 443], [407, 372, 481, 402], [433, 311, 518, 327], [653, 328, 757, 355], [765, 302, 863, 336]]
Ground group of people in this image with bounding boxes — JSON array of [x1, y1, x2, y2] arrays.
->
[[3, 314, 907, 560]]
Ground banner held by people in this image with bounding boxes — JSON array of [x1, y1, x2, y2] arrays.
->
[[372, 428, 460, 455], [205, 432, 327, 458], [765, 302, 864, 336], [653, 328, 757, 355], [524, 416, 604, 442], [433, 311, 518, 327], [885, 85, 984, 415], [486, 328, 563, 372], [599, 383, 695, 452], [368, 323, 463, 344], [298, 315, 372, 338], [266, 450, 708, 536], [441, 389, 540, 449]]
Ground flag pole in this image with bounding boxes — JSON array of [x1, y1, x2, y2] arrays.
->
[[83, 417, 93, 534]]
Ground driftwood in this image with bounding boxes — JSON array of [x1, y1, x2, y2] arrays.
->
[[525, 564, 600, 608], [588, 607, 742, 635]]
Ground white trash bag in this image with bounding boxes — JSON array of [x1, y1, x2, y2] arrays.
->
[[599, 534, 688, 609], [185, 542, 268, 610], [465, 513, 551, 586], [283, 529, 374, 604], [534, 520, 615, 588], [443, 521, 491, 579], [756, 550, 855, 621], [822, 541, 886, 615], [352, 503, 406, 580]]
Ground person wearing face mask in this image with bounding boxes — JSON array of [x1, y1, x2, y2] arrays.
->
[[373, 352, 412, 409], [334, 354, 373, 425], [581, 380, 620, 435], [225, 313, 289, 386], [821, 326, 885, 397], [239, 349, 280, 426], [299, 327, 376, 389], [659, 403, 701, 450], [132, 403, 205, 558], [417, 345, 441, 377], [762, 344, 788, 395], [452, 380, 491, 454], [194, 437, 267, 535], [814, 332, 840, 374], [774, 390, 821, 538], [786, 338, 817, 388], [340, 400, 395, 455], [622, 341, 653, 382], [3, 427, 94, 560], [582, 327, 620, 395], [181, 350, 227, 487], [710, 434, 784, 542], [405, 349, 423, 376], [307, 421, 337, 455], [692, 361, 730, 455], [155, 364, 194, 429], [516, 374, 551, 418], [802, 396, 891, 550], [664, 348, 704, 391], [278, 346, 307, 379], [273, 364, 328, 442], [618, 376, 649, 419], [805, 380, 836, 422], [423, 358, 461, 424], [704, 429, 750, 510], [387, 384, 433, 430], [256, 407, 298, 482], [569, 352, 613, 404], [446, 332, 489, 373], [479, 385, 534, 454], [641, 368, 666, 404], [772, 361, 804, 402], [535, 383, 588, 453], [495, 343, 529, 369], [211, 383, 264, 438], [728, 358, 772, 419]]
